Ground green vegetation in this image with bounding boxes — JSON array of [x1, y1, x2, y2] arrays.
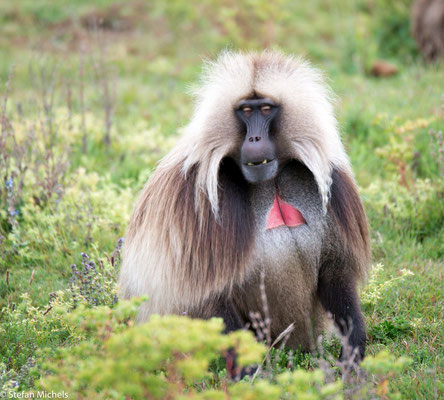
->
[[0, 0, 442, 398]]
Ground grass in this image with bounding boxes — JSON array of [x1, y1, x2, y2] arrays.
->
[[0, 0, 443, 398]]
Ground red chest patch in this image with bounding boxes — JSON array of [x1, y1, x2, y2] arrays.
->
[[266, 194, 306, 230]]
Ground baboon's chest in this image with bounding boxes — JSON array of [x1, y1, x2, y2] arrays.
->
[[248, 162, 325, 274]]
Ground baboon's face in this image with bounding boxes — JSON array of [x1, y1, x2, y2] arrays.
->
[[235, 97, 280, 183]]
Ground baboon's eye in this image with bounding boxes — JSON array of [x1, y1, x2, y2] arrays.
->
[[242, 107, 252, 117], [261, 105, 271, 115]]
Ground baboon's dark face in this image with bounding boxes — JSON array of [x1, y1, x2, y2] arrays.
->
[[235, 97, 280, 183]]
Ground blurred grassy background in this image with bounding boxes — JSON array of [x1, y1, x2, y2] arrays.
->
[[0, 0, 443, 398]]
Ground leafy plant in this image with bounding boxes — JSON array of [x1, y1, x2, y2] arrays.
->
[[68, 239, 122, 308], [368, 319, 412, 344], [34, 300, 412, 400], [361, 263, 414, 313]]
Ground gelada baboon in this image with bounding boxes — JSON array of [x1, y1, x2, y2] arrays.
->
[[119, 51, 370, 361], [412, 0, 444, 62]]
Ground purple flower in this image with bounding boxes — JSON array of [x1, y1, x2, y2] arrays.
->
[[5, 177, 13, 189]]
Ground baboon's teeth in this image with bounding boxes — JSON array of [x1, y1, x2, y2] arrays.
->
[[247, 160, 269, 166]]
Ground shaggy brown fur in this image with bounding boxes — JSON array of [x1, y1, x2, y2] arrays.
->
[[329, 167, 370, 277], [123, 158, 255, 314]]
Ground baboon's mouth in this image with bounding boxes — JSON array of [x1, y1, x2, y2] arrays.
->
[[244, 159, 274, 166], [241, 159, 278, 183]]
